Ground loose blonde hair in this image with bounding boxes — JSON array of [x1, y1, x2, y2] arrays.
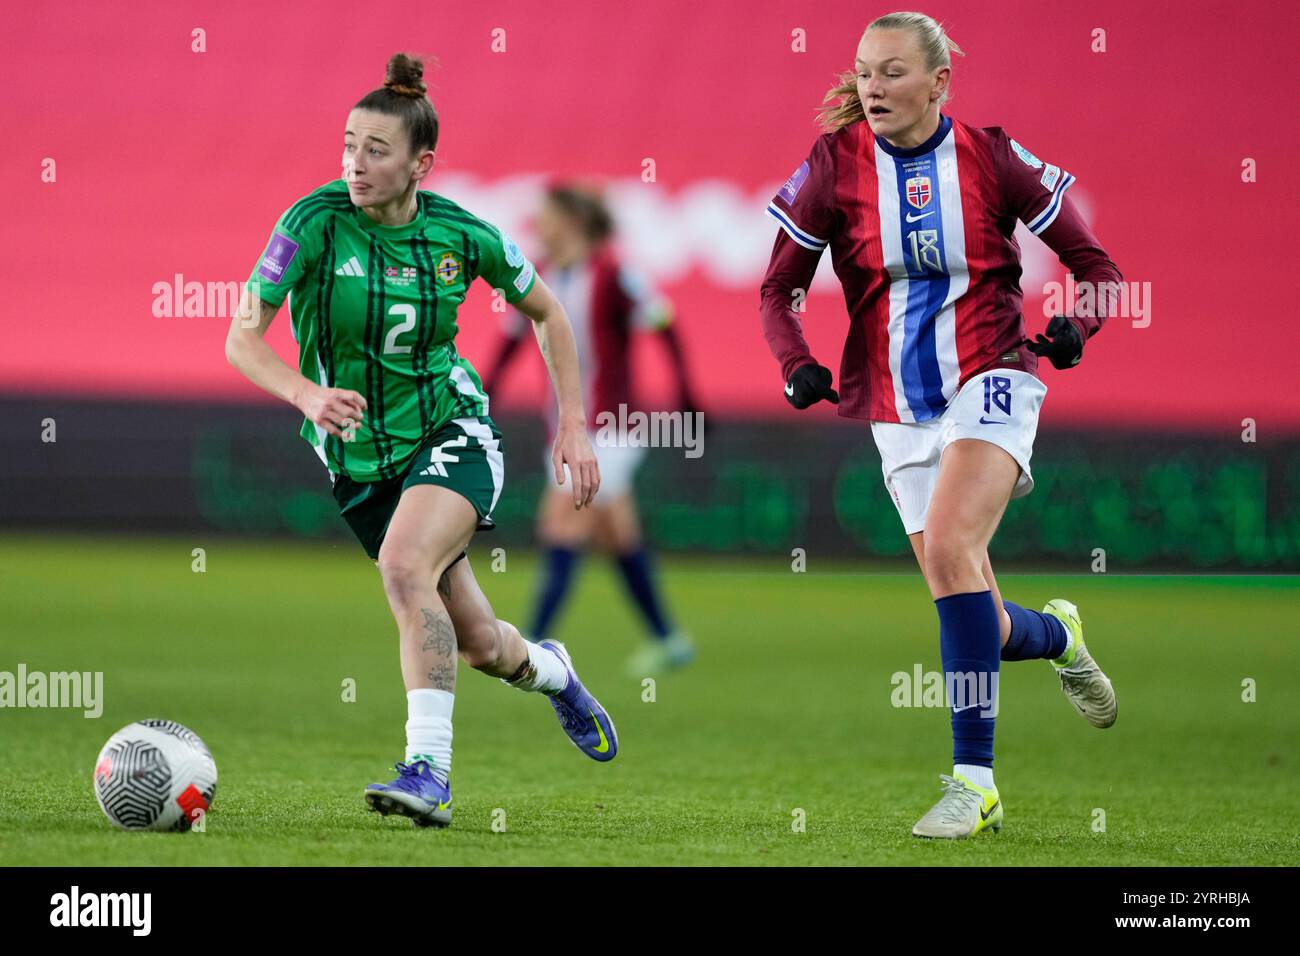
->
[[817, 12, 965, 132]]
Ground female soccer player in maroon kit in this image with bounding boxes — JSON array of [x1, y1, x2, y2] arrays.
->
[[485, 184, 700, 677], [760, 12, 1122, 838]]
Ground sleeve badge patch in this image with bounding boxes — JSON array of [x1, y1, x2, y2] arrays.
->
[[779, 161, 811, 204], [502, 232, 525, 268], [1010, 139, 1044, 170], [257, 232, 300, 284], [513, 260, 535, 294]]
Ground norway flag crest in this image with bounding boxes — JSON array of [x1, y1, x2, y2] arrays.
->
[[906, 176, 932, 209]]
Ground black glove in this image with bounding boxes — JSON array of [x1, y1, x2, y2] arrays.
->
[[1028, 315, 1085, 370], [785, 363, 839, 409]]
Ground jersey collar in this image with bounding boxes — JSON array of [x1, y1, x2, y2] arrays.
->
[[351, 192, 428, 237], [873, 113, 953, 158]]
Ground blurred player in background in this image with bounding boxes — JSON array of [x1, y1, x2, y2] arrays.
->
[[761, 13, 1122, 838], [226, 53, 618, 830], [483, 183, 700, 677]]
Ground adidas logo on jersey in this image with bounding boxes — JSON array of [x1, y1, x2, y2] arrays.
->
[[335, 256, 365, 277]]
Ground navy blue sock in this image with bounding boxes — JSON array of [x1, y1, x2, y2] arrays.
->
[[614, 548, 672, 639], [530, 546, 581, 640], [1001, 601, 1069, 661], [936, 591, 1001, 769]]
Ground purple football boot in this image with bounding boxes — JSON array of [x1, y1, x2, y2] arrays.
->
[[538, 640, 619, 762], [364, 760, 452, 828]]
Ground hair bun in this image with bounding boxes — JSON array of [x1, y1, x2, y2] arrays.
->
[[384, 53, 427, 97], [385, 82, 424, 98]]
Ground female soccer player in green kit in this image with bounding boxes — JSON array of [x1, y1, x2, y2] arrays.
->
[[226, 53, 618, 829]]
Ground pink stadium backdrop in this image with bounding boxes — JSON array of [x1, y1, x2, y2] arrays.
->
[[5, 0, 1297, 431]]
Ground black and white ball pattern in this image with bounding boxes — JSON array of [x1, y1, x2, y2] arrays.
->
[[94, 719, 218, 831]]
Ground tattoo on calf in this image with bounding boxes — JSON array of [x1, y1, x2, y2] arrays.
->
[[427, 662, 456, 690], [420, 606, 456, 658]]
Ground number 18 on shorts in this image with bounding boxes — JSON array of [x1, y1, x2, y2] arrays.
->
[[870, 369, 1048, 534]]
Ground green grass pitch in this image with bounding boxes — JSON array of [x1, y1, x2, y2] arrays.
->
[[0, 534, 1295, 866]]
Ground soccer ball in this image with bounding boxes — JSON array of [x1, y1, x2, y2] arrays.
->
[[93, 719, 217, 831]]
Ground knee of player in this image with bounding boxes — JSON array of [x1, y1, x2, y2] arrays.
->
[[375, 550, 427, 603], [922, 540, 982, 591]]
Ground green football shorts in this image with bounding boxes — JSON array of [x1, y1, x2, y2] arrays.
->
[[331, 415, 504, 561]]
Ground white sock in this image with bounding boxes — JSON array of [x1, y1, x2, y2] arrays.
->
[[503, 641, 570, 694], [406, 688, 453, 778], [1054, 630, 1075, 665], [955, 763, 994, 791]]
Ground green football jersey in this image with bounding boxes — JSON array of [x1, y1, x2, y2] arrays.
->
[[247, 179, 536, 481]]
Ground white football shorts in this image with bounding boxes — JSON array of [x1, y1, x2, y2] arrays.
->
[[870, 368, 1047, 535]]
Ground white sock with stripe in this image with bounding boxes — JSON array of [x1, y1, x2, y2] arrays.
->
[[406, 689, 453, 779]]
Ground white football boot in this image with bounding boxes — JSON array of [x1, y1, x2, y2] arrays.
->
[[1043, 599, 1118, 729], [912, 772, 1004, 839]]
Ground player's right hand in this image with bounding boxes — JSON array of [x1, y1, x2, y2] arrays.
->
[[784, 363, 840, 409], [297, 383, 367, 439], [553, 420, 600, 510]]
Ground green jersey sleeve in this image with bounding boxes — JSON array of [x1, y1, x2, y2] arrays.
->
[[246, 199, 325, 308], [471, 219, 537, 304]]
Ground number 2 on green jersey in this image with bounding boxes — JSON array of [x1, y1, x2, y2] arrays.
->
[[384, 304, 417, 355]]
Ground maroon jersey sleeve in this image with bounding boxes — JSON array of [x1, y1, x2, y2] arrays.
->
[[760, 232, 824, 381], [995, 130, 1123, 339], [760, 136, 838, 381], [765, 135, 837, 252]]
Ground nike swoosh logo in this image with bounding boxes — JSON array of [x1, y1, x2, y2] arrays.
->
[[784, 382, 794, 396], [978, 417, 1006, 425], [952, 704, 979, 714], [436, 798, 451, 811], [981, 799, 1000, 821], [905, 211, 936, 223], [590, 708, 610, 753]]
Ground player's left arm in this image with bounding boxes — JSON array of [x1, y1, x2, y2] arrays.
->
[[514, 278, 599, 509], [474, 221, 598, 507], [1036, 192, 1124, 340], [1000, 132, 1123, 367]]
